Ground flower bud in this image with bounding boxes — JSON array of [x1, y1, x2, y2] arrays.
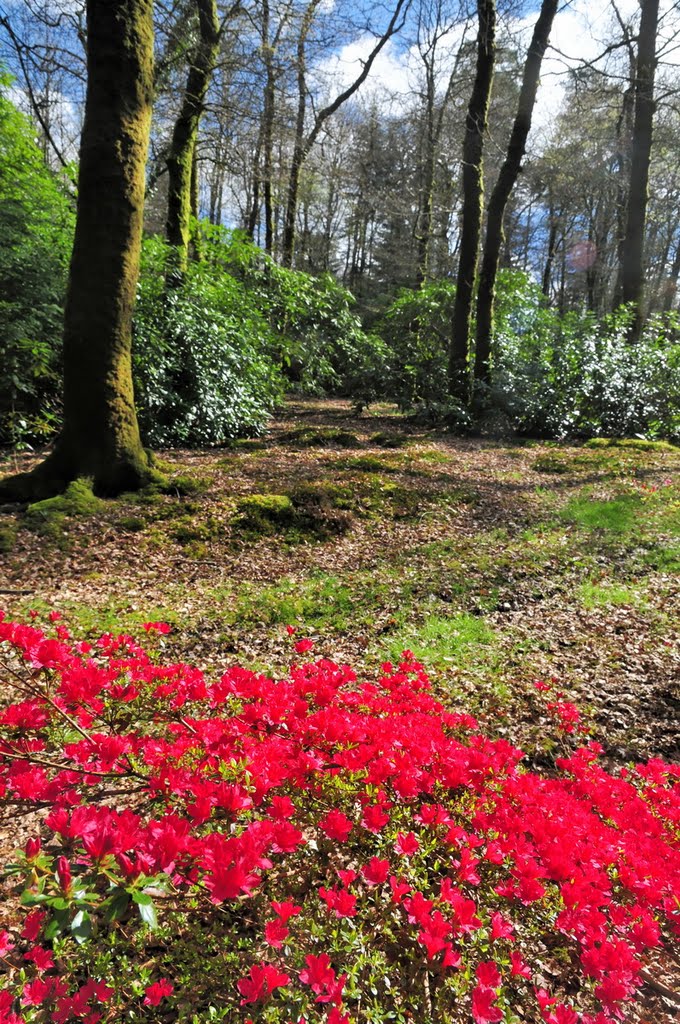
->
[[25, 837, 41, 861], [55, 856, 72, 894]]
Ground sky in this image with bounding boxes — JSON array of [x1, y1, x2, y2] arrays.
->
[[319, 0, 680, 145]]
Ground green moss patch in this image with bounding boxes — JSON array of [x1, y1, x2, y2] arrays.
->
[[26, 478, 104, 519], [0, 523, 18, 553], [277, 427, 362, 449], [585, 437, 677, 453], [233, 494, 296, 536], [369, 431, 412, 449]]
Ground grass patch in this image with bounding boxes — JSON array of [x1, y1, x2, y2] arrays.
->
[[385, 612, 495, 668], [560, 493, 641, 533], [222, 574, 358, 630], [532, 454, 572, 474], [579, 580, 648, 609]]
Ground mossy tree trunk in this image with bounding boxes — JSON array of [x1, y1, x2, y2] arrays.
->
[[474, 0, 557, 386], [0, 0, 156, 501], [166, 0, 220, 279], [448, 0, 495, 404]]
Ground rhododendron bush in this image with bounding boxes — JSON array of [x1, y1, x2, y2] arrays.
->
[[0, 613, 678, 1024]]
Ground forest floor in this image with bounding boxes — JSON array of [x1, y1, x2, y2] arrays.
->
[[0, 398, 679, 1021]]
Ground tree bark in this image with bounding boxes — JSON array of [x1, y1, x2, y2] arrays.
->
[[166, 0, 220, 277], [474, 0, 557, 386], [618, 0, 659, 341], [0, 0, 155, 500], [448, 0, 495, 403]]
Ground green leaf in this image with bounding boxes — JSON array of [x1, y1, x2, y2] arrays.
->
[[104, 888, 130, 923], [44, 910, 69, 940], [137, 898, 158, 930], [130, 889, 152, 906], [70, 909, 92, 944]]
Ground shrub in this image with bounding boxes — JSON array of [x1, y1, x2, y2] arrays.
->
[[0, 614, 678, 1024], [378, 280, 455, 414], [376, 272, 680, 439], [0, 74, 74, 446], [133, 236, 285, 446], [492, 275, 680, 440], [193, 226, 390, 409]]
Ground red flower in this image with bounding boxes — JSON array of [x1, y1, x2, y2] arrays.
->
[[237, 964, 289, 1005], [142, 622, 171, 634], [299, 954, 346, 1004], [143, 979, 174, 1006], [510, 951, 532, 978], [394, 831, 420, 856], [264, 919, 289, 948], [471, 983, 503, 1023], [270, 901, 301, 922], [476, 961, 501, 989], [24, 946, 54, 972], [319, 809, 354, 842], [294, 638, 314, 654], [361, 857, 390, 886], [319, 886, 357, 918], [21, 911, 46, 942], [489, 912, 514, 941]]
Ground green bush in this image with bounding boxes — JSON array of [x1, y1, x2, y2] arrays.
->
[[133, 236, 285, 446], [194, 225, 390, 409], [378, 280, 454, 414], [375, 270, 680, 439], [0, 74, 74, 446], [493, 280, 680, 440]]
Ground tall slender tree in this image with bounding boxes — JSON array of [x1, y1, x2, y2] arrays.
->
[[281, 0, 411, 267], [617, 0, 660, 340], [448, 0, 495, 402], [474, 0, 558, 385], [0, 0, 156, 499], [166, 0, 222, 276]]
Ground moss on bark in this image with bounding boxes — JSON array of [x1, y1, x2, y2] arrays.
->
[[165, 0, 220, 277], [0, 0, 156, 501]]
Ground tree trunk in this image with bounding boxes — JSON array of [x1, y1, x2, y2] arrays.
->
[[282, 0, 321, 268], [166, 0, 220, 277], [448, 0, 495, 403], [474, 0, 557, 386], [416, 73, 436, 286], [0, 0, 155, 500], [618, 0, 659, 341], [542, 211, 559, 297]]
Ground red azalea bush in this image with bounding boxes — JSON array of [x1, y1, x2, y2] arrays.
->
[[0, 612, 678, 1024]]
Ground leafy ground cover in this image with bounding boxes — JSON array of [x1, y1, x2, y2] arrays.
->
[[0, 399, 678, 1022]]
